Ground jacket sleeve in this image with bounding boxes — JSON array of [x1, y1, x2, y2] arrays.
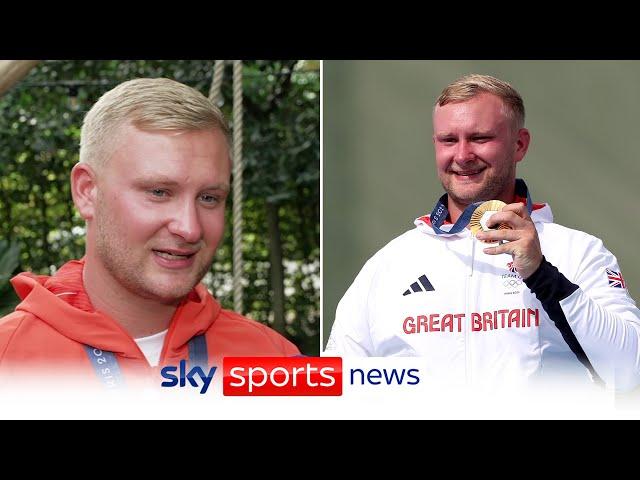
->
[[524, 238, 640, 392], [324, 256, 379, 357]]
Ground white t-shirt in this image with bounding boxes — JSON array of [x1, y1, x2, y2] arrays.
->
[[134, 330, 168, 367]]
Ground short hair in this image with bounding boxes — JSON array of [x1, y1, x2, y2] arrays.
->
[[435, 74, 525, 129], [79, 77, 230, 169]]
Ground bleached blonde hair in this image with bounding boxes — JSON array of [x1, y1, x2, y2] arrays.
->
[[79, 77, 230, 169], [436, 74, 525, 130]]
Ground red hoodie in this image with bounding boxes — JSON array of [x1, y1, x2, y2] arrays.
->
[[0, 259, 300, 389]]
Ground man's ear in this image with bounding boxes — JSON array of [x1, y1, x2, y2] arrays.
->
[[514, 128, 531, 164], [71, 163, 98, 220]]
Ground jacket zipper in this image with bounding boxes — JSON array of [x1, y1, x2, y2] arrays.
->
[[465, 234, 476, 385]]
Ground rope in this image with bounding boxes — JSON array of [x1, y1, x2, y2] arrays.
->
[[232, 60, 244, 313], [208, 60, 225, 105]]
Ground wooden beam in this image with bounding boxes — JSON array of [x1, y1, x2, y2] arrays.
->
[[0, 60, 40, 98]]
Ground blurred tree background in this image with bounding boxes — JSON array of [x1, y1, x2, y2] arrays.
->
[[0, 60, 319, 355]]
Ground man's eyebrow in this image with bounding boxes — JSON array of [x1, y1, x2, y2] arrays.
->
[[469, 130, 496, 136], [435, 130, 496, 138], [435, 132, 456, 139], [134, 176, 180, 186], [133, 176, 231, 192], [206, 183, 230, 193]]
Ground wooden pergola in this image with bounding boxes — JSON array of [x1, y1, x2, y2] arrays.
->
[[0, 60, 39, 98]]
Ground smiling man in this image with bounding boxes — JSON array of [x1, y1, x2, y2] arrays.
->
[[0, 78, 299, 388], [325, 74, 640, 392]]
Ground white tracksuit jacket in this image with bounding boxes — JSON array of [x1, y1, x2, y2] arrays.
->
[[325, 200, 640, 392]]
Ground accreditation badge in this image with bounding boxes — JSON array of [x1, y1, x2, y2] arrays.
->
[[468, 200, 511, 244]]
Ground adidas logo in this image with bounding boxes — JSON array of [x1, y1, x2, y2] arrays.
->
[[402, 274, 435, 296]]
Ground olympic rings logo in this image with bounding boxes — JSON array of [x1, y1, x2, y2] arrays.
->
[[503, 279, 522, 288]]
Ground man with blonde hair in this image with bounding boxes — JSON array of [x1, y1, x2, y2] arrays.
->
[[0, 78, 299, 389], [326, 74, 640, 392]]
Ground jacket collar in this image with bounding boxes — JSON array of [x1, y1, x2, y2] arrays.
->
[[414, 179, 553, 237]]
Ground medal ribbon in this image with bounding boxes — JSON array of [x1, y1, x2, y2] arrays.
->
[[84, 334, 208, 389], [429, 178, 533, 235]]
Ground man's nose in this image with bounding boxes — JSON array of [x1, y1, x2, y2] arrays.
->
[[453, 140, 475, 163], [167, 200, 203, 244]]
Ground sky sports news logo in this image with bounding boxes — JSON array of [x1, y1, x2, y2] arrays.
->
[[160, 357, 342, 395], [160, 357, 425, 395]]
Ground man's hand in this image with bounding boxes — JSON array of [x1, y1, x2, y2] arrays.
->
[[475, 202, 543, 279]]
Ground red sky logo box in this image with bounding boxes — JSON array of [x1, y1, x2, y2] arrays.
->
[[223, 357, 342, 396]]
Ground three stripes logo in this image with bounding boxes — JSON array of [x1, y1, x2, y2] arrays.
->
[[402, 274, 435, 296]]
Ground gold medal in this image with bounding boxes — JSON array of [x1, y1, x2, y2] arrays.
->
[[468, 200, 511, 242]]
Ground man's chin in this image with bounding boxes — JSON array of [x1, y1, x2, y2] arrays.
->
[[137, 258, 212, 303], [447, 185, 489, 205], [135, 275, 199, 305], [142, 286, 194, 305]]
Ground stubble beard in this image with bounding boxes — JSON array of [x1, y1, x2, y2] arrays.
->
[[442, 161, 517, 208], [94, 207, 214, 305]]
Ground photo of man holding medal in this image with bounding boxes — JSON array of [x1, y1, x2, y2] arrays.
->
[[324, 71, 640, 393]]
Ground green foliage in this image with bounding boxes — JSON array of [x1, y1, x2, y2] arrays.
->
[[0, 60, 320, 354], [0, 239, 21, 317]]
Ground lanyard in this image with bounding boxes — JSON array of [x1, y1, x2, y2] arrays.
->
[[84, 334, 208, 389], [429, 178, 533, 235]]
